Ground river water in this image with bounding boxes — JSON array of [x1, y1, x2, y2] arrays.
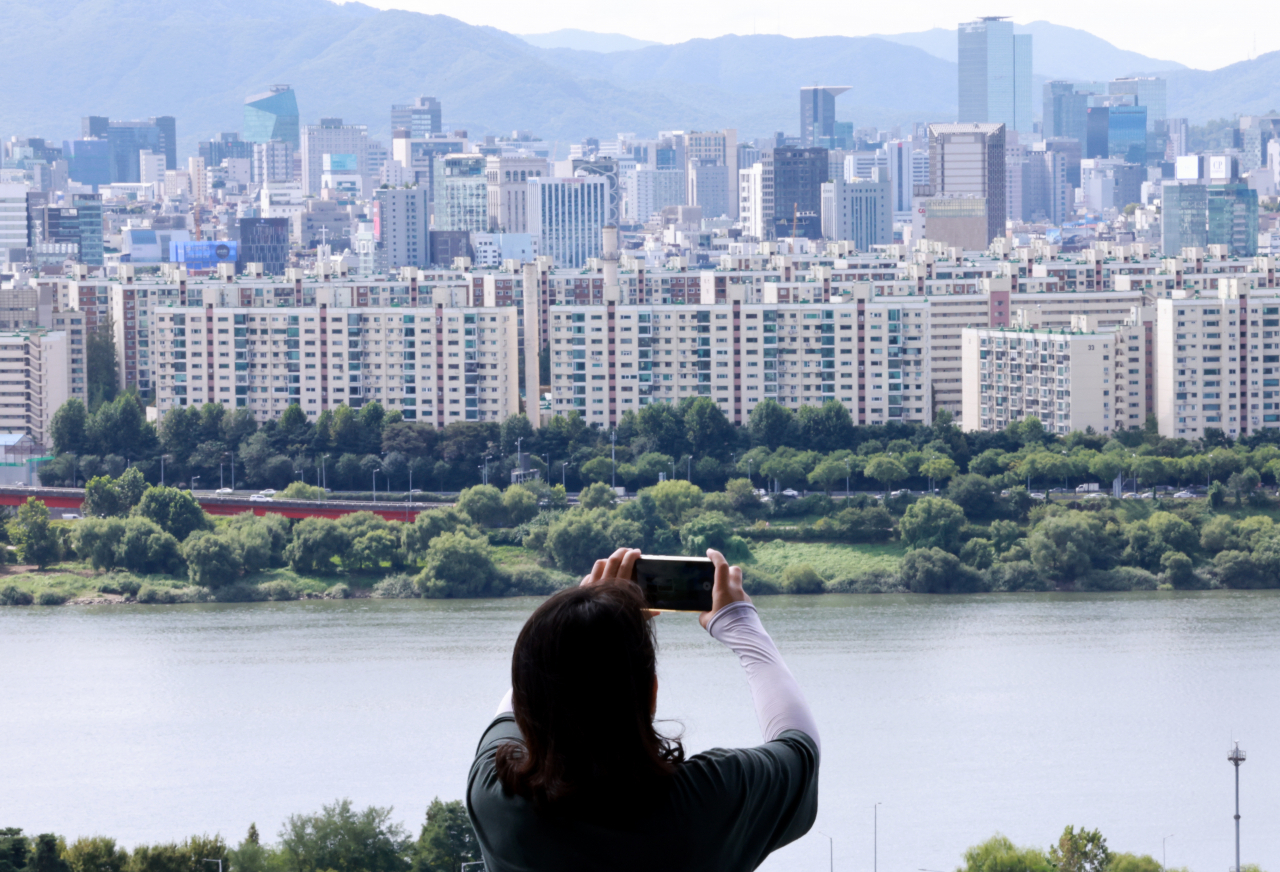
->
[[2, 592, 1277, 872]]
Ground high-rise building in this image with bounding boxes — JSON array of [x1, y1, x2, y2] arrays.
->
[[0, 184, 28, 264], [739, 163, 766, 240], [821, 174, 891, 250], [957, 17, 1032, 133], [0, 329, 72, 445], [236, 218, 290, 274], [433, 154, 488, 232], [1207, 183, 1259, 257], [527, 176, 608, 268], [927, 123, 1006, 244], [485, 155, 548, 233], [627, 168, 686, 224], [300, 118, 368, 197], [243, 85, 300, 148], [688, 160, 733, 220], [1023, 145, 1072, 225], [761, 147, 828, 239], [38, 194, 104, 266], [1108, 77, 1166, 131], [800, 87, 850, 148], [150, 116, 177, 170], [1043, 81, 1089, 143], [391, 97, 442, 138], [374, 187, 429, 271], [570, 158, 621, 226], [199, 133, 255, 168]]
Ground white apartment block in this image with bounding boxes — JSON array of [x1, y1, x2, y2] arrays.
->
[[1156, 280, 1280, 440], [151, 281, 520, 426], [300, 119, 368, 197], [962, 309, 1152, 436], [738, 164, 765, 240], [527, 177, 607, 268], [0, 329, 73, 446]]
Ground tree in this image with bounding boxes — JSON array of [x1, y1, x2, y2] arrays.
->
[[457, 485, 505, 527], [1029, 513, 1102, 584], [807, 456, 850, 494], [579, 455, 615, 485], [899, 497, 967, 553], [863, 455, 908, 493], [346, 530, 401, 573], [958, 835, 1053, 872], [410, 798, 479, 872], [27, 835, 68, 872], [71, 518, 125, 571], [724, 478, 760, 513], [747, 398, 794, 449], [1227, 467, 1261, 505], [579, 481, 617, 510], [279, 799, 409, 872], [285, 518, 349, 575], [679, 511, 750, 562], [499, 413, 535, 457], [51, 399, 90, 455], [0, 828, 30, 872], [502, 485, 539, 525], [545, 510, 615, 574], [419, 531, 502, 597], [960, 537, 995, 570], [8, 498, 60, 568], [279, 481, 326, 500], [1159, 551, 1200, 589], [64, 837, 128, 872], [1122, 512, 1198, 571], [117, 517, 183, 575], [946, 474, 997, 518], [182, 532, 241, 588], [117, 467, 148, 510], [85, 316, 120, 408], [134, 486, 212, 541], [641, 479, 704, 524], [794, 402, 855, 453], [81, 475, 124, 518], [919, 455, 959, 492], [1049, 826, 1110, 872]]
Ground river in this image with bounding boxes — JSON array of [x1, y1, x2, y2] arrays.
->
[[2, 592, 1277, 872]]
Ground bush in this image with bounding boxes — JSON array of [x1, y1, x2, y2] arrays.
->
[[285, 517, 348, 575], [418, 532, 504, 598], [827, 569, 905, 594], [986, 561, 1050, 592], [503, 565, 574, 596], [679, 511, 751, 563], [373, 574, 419, 599], [579, 481, 618, 510], [182, 531, 242, 589], [0, 584, 33, 605], [136, 584, 175, 604], [544, 509, 615, 575], [1077, 567, 1158, 592], [98, 576, 142, 597], [278, 481, 326, 500], [781, 564, 826, 594], [900, 547, 988, 594], [35, 589, 67, 606], [258, 580, 297, 601], [740, 566, 780, 595], [899, 497, 967, 553], [211, 582, 264, 603], [326, 583, 351, 599], [456, 485, 505, 527]]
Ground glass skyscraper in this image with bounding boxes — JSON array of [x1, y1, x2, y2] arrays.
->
[[243, 85, 300, 148], [957, 17, 1032, 134]]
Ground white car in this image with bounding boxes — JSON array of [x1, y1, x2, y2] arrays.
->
[[1083, 492, 1108, 499], [215, 487, 233, 495], [1029, 492, 1046, 500], [258, 489, 277, 496], [249, 493, 272, 502], [1173, 491, 1196, 499], [1121, 492, 1140, 499], [781, 488, 800, 498]]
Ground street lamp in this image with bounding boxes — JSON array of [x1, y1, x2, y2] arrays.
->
[[191, 476, 201, 493], [610, 429, 617, 489], [874, 802, 881, 872], [561, 461, 573, 489], [815, 831, 833, 872], [322, 453, 330, 491], [1161, 835, 1173, 872], [1228, 743, 1245, 872], [372, 468, 380, 502], [160, 454, 170, 486]]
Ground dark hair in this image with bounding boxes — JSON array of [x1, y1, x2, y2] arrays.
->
[[495, 581, 684, 807]]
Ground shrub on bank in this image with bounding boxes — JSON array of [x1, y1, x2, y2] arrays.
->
[[0, 584, 34, 605]]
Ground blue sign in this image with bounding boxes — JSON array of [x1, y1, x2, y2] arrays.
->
[[171, 240, 238, 270]]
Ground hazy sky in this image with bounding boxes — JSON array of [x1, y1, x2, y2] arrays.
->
[[353, 0, 1272, 71]]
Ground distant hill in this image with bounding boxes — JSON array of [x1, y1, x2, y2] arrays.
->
[[876, 20, 1186, 81], [520, 29, 661, 53], [0, 0, 1264, 160]]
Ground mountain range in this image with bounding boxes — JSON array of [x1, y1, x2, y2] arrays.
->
[[2, 0, 1276, 159]]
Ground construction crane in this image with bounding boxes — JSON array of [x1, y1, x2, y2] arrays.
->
[[792, 202, 799, 239]]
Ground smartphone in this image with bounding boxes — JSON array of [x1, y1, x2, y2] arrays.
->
[[633, 555, 716, 612]]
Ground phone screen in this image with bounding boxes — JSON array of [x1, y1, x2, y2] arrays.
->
[[633, 555, 715, 612]]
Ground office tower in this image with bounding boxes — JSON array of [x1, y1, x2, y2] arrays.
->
[[761, 147, 828, 239], [627, 167, 687, 224], [486, 155, 548, 232], [428, 231, 472, 267], [1207, 184, 1259, 256], [300, 118, 368, 197], [1108, 77, 1166, 130], [1086, 107, 1110, 159], [527, 176, 607, 267], [1043, 81, 1089, 142], [1162, 182, 1208, 253], [392, 131, 465, 198], [80, 118, 167, 184], [243, 85, 301, 148], [570, 158, 621, 225], [1109, 106, 1148, 163], [82, 116, 109, 140], [958, 17, 1032, 133], [1023, 145, 1071, 225], [433, 154, 488, 232], [688, 160, 732, 220], [374, 187, 429, 271], [39, 194, 104, 265], [821, 174, 891, 250], [884, 141, 920, 221], [200, 133, 255, 168], [150, 116, 177, 170], [928, 123, 1006, 244], [739, 163, 766, 239], [188, 157, 207, 204], [1080, 160, 1143, 212], [236, 218, 290, 274], [800, 87, 850, 148], [139, 151, 166, 187], [391, 97, 442, 138]]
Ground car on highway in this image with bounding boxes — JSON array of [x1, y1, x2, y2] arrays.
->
[[1029, 492, 1046, 500], [249, 493, 272, 502], [258, 489, 276, 496], [1174, 490, 1197, 498], [215, 487, 233, 495]]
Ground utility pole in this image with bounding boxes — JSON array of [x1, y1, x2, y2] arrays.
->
[[816, 831, 833, 872], [1229, 743, 1245, 872], [610, 429, 616, 489], [874, 802, 881, 872], [1161, 835, 1173, 872], [160, 454, 168, 486]]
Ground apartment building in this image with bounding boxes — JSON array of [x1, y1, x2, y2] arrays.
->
[[150, 280, 519, 426], [0, 329, 73, 445], [961, 309, 1152, 436], [1155, 281, 1280, 440]]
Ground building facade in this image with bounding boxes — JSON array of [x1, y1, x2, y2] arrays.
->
[[958, 17, 1032, 133]]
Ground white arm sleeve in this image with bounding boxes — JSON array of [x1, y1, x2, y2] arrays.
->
[[706, 601, 820, 752], [495, 687, 513, 717]]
